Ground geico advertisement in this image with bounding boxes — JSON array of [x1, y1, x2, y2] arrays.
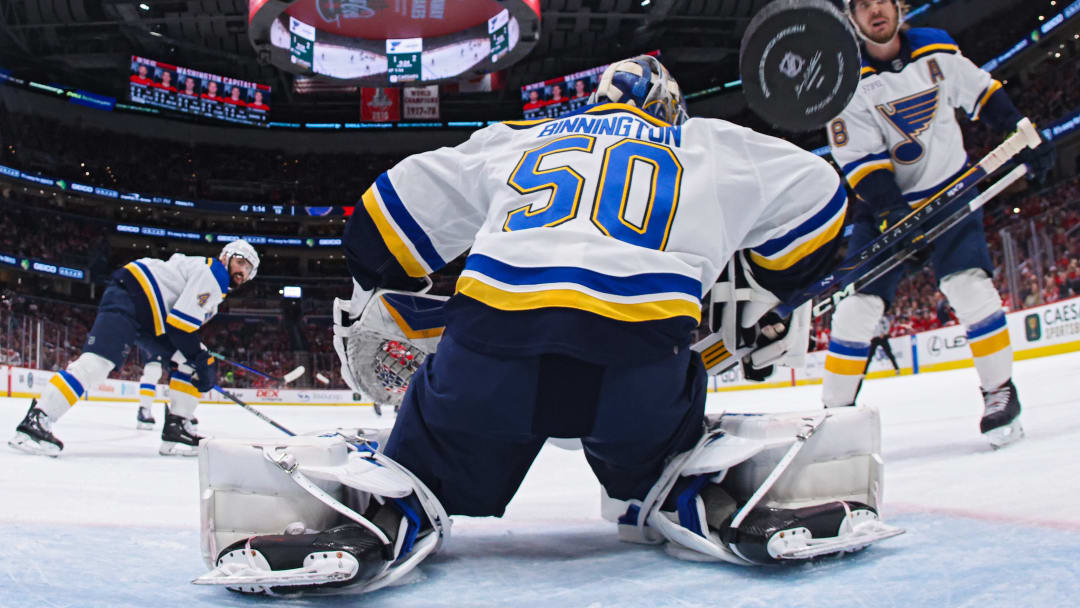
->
[[1015, 298, 1080, 346]]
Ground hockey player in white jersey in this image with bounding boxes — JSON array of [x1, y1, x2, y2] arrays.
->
[[7, 240, 259, 457], [193, 56, 902, 594], [822, 0, 1055, 447]]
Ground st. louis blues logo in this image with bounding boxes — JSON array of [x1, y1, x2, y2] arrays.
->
[[316, 0, 378, 27], [876, 86, 939, 164], [197, 293, 210, 306]]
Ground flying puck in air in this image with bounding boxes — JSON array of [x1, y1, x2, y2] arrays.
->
[[739, 0, 861, 132]]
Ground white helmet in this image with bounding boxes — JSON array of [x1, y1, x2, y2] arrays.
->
[[220, 239, 260, 281], [846, 0, 905, 45], [588, 54, 689, 125]]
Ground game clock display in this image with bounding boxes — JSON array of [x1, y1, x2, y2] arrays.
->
[[128, 56, 272, 126]]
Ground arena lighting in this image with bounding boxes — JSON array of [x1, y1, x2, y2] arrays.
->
[[139, 3, 150, 10], [247, 0, 540, 85]]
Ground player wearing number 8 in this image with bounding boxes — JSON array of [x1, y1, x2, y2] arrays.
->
[[331, 54, 854, 576]]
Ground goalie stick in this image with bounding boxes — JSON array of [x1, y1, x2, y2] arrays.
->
[[209, 351, 305, 387], [698, 119, 1041, 374]]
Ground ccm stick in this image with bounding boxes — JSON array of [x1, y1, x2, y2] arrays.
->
[[699, 119, 1041, 374]]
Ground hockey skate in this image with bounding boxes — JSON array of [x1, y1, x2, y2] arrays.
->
[[136, 406, 156, 430], [715, 491, 903, 563], [159, 412, 202, 456], [199, 523, 394, 595], [8, 400, 63, 457], [980, 379, 1024, 449]]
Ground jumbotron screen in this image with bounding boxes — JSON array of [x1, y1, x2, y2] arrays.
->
[[128, 56, 271, 126], [521, 51, 659, 120]]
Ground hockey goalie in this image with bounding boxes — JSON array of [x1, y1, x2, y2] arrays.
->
[[193, 53, 904, 596], [193, 291, 902, 595]]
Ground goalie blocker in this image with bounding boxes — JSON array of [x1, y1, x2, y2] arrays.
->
[[193, 407, 901, 595]]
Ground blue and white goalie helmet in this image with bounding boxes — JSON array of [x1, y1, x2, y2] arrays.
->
[[589, 55, 689, 125], [220, 238, 260, 280]]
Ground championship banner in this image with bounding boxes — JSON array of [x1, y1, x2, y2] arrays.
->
[[403, 85, 439, 120], [360, 87, 400, 122]]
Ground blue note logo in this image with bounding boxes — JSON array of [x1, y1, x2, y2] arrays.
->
[[876, 86, 939, 164]]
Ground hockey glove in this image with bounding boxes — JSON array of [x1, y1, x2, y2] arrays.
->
[[191, 352, 219, 392], [1017, 128, 1055, 184], [695, 253, 810, 380]]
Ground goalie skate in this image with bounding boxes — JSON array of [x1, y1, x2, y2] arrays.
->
[[726, 501, 904, 562], [193, 531, 371, 595]]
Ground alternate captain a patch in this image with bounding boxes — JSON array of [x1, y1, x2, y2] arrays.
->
[[876, 86, 940, 164], [197, 293, 210, 306]]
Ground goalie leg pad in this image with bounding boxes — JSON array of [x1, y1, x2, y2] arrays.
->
[[195, 433, 449, 595], [612, 407, 903, 565]]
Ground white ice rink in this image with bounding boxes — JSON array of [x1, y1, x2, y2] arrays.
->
[[3, 352, 1079, 607]]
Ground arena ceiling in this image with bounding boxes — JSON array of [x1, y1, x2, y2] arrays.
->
[[0, 0, 1011, 123]]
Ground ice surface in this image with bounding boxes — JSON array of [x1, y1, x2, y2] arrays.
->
[[2, 352, 1079, 606]]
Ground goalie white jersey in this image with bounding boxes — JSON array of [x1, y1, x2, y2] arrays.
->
[[361, 102, 846, 328], [828, 28, 1001, 206]]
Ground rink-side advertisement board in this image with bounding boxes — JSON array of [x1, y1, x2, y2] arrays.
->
[[3, 371, 367, 406], [6, 297, 1080, 400], [707, 296, 1080, 392]]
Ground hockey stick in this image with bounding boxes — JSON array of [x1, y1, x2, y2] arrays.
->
[[213, 385, 297, 436], [838, 164, 1029, 304], [209, 351, 305, 386], [779, 118, 1040, 319], [698, 121, 1039, 375]]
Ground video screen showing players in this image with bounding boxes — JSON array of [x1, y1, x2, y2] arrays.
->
[[128, 56, 271, 126], [520, 51, 660, 120]]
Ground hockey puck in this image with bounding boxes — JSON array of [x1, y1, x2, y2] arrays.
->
[[739, 0, 861, 132], [316, 372, 330, 384]]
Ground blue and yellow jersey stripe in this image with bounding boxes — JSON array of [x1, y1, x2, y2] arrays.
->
[[824, 338, 871, 376], [362, 172, 446, 278], [910, 42, 959, 60], [966, 311, 1011, 357], [456, 254, 703, 323], [842, 152, 894, 189], [582, 103, 672, 128], [749, 183, 847, 272], [50, 370, 85, 406], [168, 372, 202, 398], [165, 308, 202, 333], [380, 293, 446, 339], [139, 383, 156, 398], [970, 80, 1003, 121], [123, 261, 168, 335]]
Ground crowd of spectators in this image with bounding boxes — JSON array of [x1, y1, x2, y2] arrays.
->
[[0, 201, 110, 268], [0, 108, 397, 208]]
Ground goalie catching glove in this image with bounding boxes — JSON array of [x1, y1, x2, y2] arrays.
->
[[332, 279, 446, 408], [694, 252, 811, 380]]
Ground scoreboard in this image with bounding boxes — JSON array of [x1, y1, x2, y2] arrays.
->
[[128, 56, 271, 126]]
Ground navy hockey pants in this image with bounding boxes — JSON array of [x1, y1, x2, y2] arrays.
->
[[851, 188, 994, 307], [383, 333, 707, 517], [83, 285, 175, 369]]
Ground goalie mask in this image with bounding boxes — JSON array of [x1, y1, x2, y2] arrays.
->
[[589, 55, 689, 126]]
